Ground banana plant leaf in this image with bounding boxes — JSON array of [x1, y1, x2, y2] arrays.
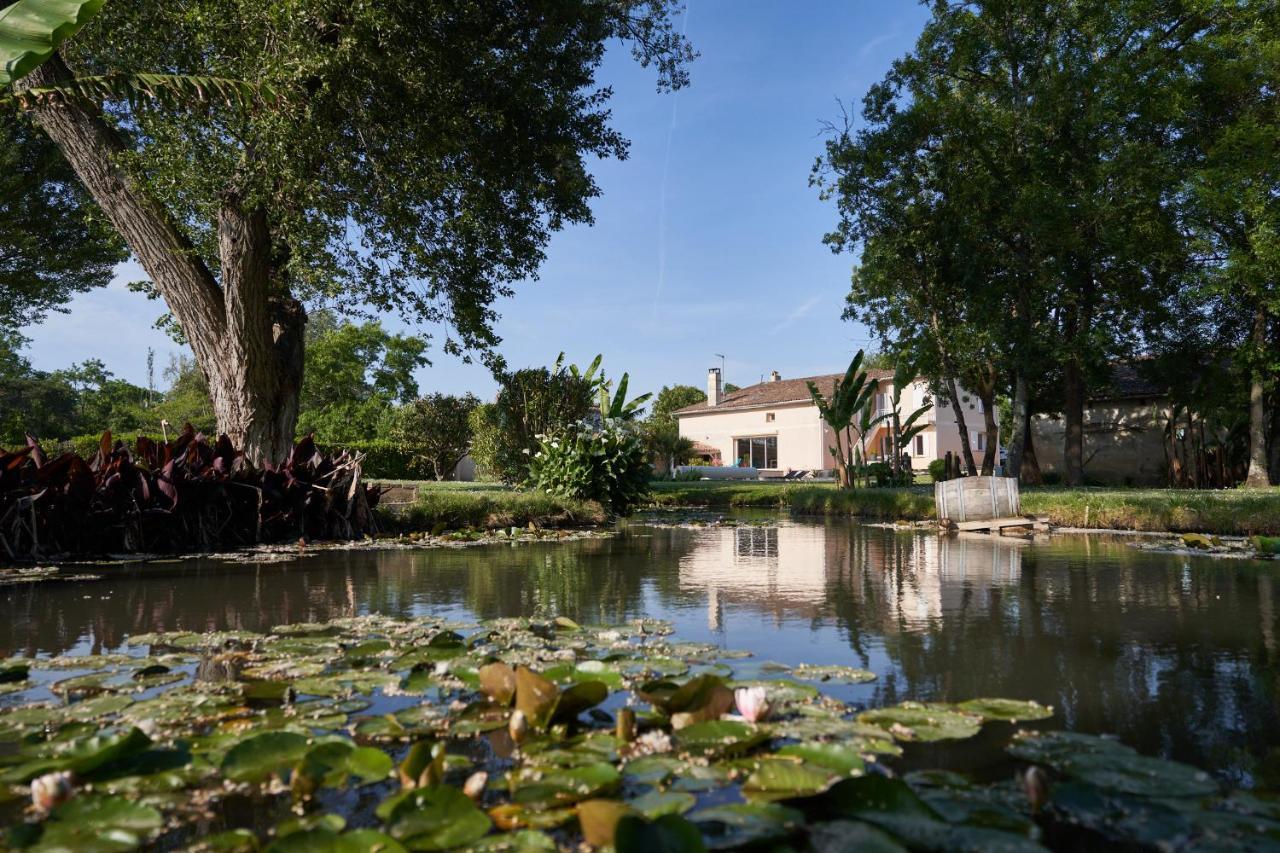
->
[[0, 0, 103, 89]]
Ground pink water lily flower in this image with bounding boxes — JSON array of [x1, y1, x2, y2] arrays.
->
[[734, 686, 771, 723]]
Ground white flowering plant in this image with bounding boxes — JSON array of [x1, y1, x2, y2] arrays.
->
[[524, 417, 650, 516]]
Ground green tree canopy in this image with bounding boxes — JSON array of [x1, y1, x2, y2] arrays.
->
[[392, 393, 479, 481], [297, 313, 429, 443], [0, 111, 122, 332], [15, 0, 694, 461]]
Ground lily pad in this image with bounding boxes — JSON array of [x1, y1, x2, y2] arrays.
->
[[742, 757, 835, 800], [675, 719, 769, 758], [953, 698, 1053, 723], [1008, 730, 1217, 797], [857, 702, 983, 742], [615, 814, 707, 853], [386, 785, 493, 850], [791, 664, 877, 685], [221, 731, 311, 782], [689, 802, 803, 849], [628, 789, 697, 818]]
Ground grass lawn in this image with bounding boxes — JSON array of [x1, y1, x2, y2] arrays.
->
[[648, 480, 1280, 536], [381, 479, 1280, 536], [377, 481, 602, 532]]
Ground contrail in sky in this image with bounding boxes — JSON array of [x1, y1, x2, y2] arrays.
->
[[652, 3, 692, 322]]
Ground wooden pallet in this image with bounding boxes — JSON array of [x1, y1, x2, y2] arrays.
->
[[939, 515, 1050, 535]]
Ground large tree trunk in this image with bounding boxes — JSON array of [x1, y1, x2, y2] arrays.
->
[[1006, 372, 1029, 479], [1245, 302, 1271, 488], [1021, 410, 1043, 485], [944, 377, 979, 476], [1062, 357, 1086, 486], [1269, 388, 1280, 486], [19, 55, 304, 464], [980, 389, 998, 476]]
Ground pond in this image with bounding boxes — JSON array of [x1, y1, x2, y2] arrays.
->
[[5, 515, 1278, 790]]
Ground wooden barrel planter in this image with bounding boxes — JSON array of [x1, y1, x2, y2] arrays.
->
[[935, 476, 1043, 533]]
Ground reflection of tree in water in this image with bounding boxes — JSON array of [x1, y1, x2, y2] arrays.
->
[[1, 533, 687, 658], [5, 522, 1280, 783], [823, 529, 1280, 784]]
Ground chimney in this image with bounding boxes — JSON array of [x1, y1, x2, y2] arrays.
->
[[769, 370, 781, 382], [707, 367, 721, 406]]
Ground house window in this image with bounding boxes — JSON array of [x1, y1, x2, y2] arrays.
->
[[735, 436, 777, 469], [735, 527, 778, 559], [914, 434, 924, 455], [765, 412, 775, 422], [975, 432, 987, 451]]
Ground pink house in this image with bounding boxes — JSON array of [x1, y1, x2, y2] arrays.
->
[[675, 368, 994, 474]]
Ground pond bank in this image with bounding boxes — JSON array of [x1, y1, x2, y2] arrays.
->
[[646, 481, 1280, 536], [371, 480, 1280, 537]]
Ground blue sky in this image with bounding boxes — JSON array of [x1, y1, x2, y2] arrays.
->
[[23, 1, 930, 399]]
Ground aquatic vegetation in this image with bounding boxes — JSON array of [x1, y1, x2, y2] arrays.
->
[[0, 615, 1273, 850], [0, 428, 381, 558]]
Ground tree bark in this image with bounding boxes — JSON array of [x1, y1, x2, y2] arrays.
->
[[1269, 388, 1280, 486], [1062, 357, 1086, 486], [1021, 409, 1043, 485], [944, 377, 979, 476], [980, 390, 998, 476], [1006, 372, 1029, 479], [1245, 301, 1271, 488], [18, 54, 304, 464]]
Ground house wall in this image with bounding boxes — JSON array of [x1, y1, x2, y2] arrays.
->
[[678, 401, 829, 471], [676, 377, 996, 472], [1031, 397, 1171, 485]]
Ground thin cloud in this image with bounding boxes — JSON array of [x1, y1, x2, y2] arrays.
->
[[771, 294, 822, 335], [858, 29, 899, 60], [652, 2, 692, 321]]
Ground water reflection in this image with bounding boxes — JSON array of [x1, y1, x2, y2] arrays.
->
[[3, 520, 1279, 785]]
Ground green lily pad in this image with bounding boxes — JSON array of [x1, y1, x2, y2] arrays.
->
[[742, 757, 835, 800], [807, 821, 907, 852], [791, 664, 877, 685], [386, 785, 493, 850], [675, 719, 769, 758], [460, 829, 558, 851], [689, 802, 803, 849], [628, 789, 697, 817], [221, 731, 311, 782], [953, 698, 1053, 722], [615, 814, 707, 853], [1008, 730, 1217, 797], [776, 742, 866, 775], [857, 703, 983, 742]]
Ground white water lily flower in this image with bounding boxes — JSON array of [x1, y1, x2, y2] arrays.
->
[[734, 686, 771, 723], [630, 729, 672, 756], [31, 771, 74, 815]]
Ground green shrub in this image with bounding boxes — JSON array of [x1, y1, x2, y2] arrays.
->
[[398, 488, 603, 531], [321, 439, 415, 480], [526, 420, 650, 516], [467, 404, 503, 482], [928, 459, 948, 483], [58, 432, 167, 459]]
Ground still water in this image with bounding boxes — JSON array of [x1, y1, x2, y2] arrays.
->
[[4, 518, 1279, 786]]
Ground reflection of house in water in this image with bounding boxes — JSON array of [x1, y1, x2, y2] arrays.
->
[[680, 524, 830, 630], [679, 523, 1025, 632]]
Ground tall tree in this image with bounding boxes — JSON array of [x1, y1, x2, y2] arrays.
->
[[817, 0, 1190, 485], [1176, 0, 1280, 487], [11, 0, 693, 462]]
